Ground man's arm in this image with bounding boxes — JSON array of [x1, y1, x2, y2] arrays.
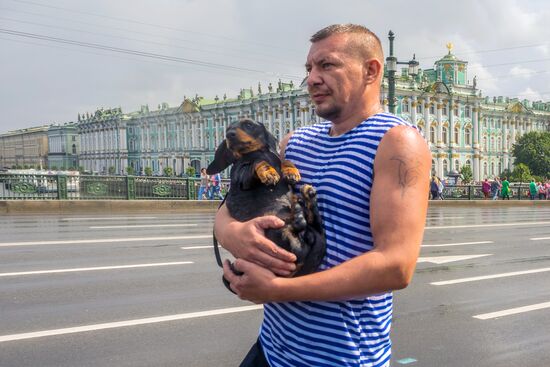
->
[[223, 125, 431, 303]]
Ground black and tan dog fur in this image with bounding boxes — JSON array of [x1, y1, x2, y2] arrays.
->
[[207, 118, 325, 276]]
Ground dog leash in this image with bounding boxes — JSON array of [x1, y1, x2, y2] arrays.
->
[[213, 196, 227, 268]]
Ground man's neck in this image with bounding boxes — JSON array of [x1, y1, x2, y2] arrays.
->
[[329, 102, 383, 136]]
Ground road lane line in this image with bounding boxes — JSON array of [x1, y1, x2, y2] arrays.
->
[[431, 267, 550, 286], [425, 221, 550, 229], [473, 301, 550, 320], [61, 217, 158, 221], [0, 262, 193, 277], [0, 305, 263, 343], [0, 235, 212, 247], [90, 224, 198, 229], [422, 241, 493, 247], [531, 236, 550, 241], [417, 254, 491, 264], [181, 246, 212, 250]]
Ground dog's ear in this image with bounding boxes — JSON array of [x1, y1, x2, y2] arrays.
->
[[261, 123, 278, 154], [207, 140, 235, 174]]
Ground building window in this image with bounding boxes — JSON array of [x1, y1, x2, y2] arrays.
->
[[416, 103, 423, 114], [465, 159, 471, 167], [402, 101, 409, 113], [465, 128, 472, 145], [442, 104, 448, 116], [454, 127, 460, 144], [442, 126, 449, 144], [430, 126, 436, 142], [443, 159, 449, 176], [483, 162, 488, 176], [454, 160, 460, 171], [429, 104, 435, 115], [465, 106, 471, 118]]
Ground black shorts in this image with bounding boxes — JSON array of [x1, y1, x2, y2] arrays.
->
[[240, 338, 269, 367]]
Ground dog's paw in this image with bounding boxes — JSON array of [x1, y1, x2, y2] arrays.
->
[[255, 161, 280, 186], [300, 184, 317, 199], [282, 160, 301, 185]]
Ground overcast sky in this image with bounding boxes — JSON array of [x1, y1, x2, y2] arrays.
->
[[1, 0, 550, 134]]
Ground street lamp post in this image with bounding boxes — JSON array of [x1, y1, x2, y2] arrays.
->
[[386, 30, 419, 114]]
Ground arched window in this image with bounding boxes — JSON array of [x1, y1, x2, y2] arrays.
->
[[454, 160, 460, 171], [431, 159, 436, 174], [465, 159, 471, 167], [483, 162, 488, 176], [490, 137, 495, 152], [498, 162, 502, 175], [497, 137, 501, 150], [483, 136, 488, 151], [491, 162, 495, 175], [443, 159, 449, 175], [454, 127, 460, 144], [442, 126, 448, 145], [430, 126, 436, 142], [465, 128, 472, 145], [402, 100, 409, 113]]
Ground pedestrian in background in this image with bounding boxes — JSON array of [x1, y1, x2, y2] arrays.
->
[[198, 168, 209, 200], [501, 177, 510, 200], [482, 178, 491, 199], [430, 175, 440, 200], [537, 182, 546, 200], [529, 179, 537, 200], [491, 176, 501, 200]]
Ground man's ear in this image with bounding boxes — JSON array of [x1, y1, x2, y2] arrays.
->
[[207, 140, 235, 174], [364, 58, 383, 84], [261, 123, 278, 154]]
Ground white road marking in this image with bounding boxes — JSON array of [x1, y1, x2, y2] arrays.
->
[[425, 221, 550, 229], [426, 216, 464, 220], [417, 254, 491, 264], [473, 301, 550, 320], [0, 235, 212, 247], [0, 305, 263, 343], [422, 241, 494, 247], [181, 246, 212, 250], [530, 236, 550, 241], [90, 224, 198, 229], [0, 262, 193, 277], [431, 267, 550, 286], [61, 217, 158, 221]]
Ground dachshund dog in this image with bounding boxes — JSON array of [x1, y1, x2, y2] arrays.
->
[[207, 118, 325, 279]]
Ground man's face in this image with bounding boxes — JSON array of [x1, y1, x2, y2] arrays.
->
[[305, 34, 365, 123]]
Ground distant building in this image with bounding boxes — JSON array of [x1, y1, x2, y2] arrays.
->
[[47, 123, 79, 170], [4, 47, 550, 181], [0, 126, 49, 169]]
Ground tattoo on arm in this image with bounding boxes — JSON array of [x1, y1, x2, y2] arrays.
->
[[390, 156, 421, 198]]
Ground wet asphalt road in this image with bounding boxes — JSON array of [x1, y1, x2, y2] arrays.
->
[[0, 205, 549, 367]]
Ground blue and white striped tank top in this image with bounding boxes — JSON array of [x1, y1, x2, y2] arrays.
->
[[260, 113, 416, 367]]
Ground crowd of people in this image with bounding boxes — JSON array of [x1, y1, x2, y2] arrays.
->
[[197, 167, 224, 200], [430, 175, 550, 200]]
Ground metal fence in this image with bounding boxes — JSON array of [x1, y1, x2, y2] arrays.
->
[[0, 173, 537, 200], [0, 173, 231, 200]]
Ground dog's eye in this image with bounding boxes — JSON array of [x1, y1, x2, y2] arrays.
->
[[243, 121, 254, 128]]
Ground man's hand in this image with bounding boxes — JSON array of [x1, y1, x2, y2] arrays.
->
[[223, 259, 283, 303], [215, 205, 297, 276]]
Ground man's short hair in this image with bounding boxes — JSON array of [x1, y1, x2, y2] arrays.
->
[[310, 24, 383, 62]]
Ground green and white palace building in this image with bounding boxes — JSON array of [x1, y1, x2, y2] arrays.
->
[[4, 46, 549, 181]]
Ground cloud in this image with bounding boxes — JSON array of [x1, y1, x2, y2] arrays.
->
[[509, 66, 536, 79]]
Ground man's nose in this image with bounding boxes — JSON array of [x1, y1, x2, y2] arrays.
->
[[307, 68, 322, 87]]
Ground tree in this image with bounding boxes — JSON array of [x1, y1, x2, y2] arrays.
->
[[511, 163, 531, 183], [163, 167, 173, 177], [126, 166, 135, 175], [185, 166, 196, 177], [144, 167, 153, 176], [459, 165, 473, 183], [511, 131, 550, 178]]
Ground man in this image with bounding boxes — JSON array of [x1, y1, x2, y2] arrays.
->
[[215, 24, 431, 366]]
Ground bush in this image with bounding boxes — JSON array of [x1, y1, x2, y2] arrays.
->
[[144, 167, 153, 176], [163, 167, 174, 177]]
